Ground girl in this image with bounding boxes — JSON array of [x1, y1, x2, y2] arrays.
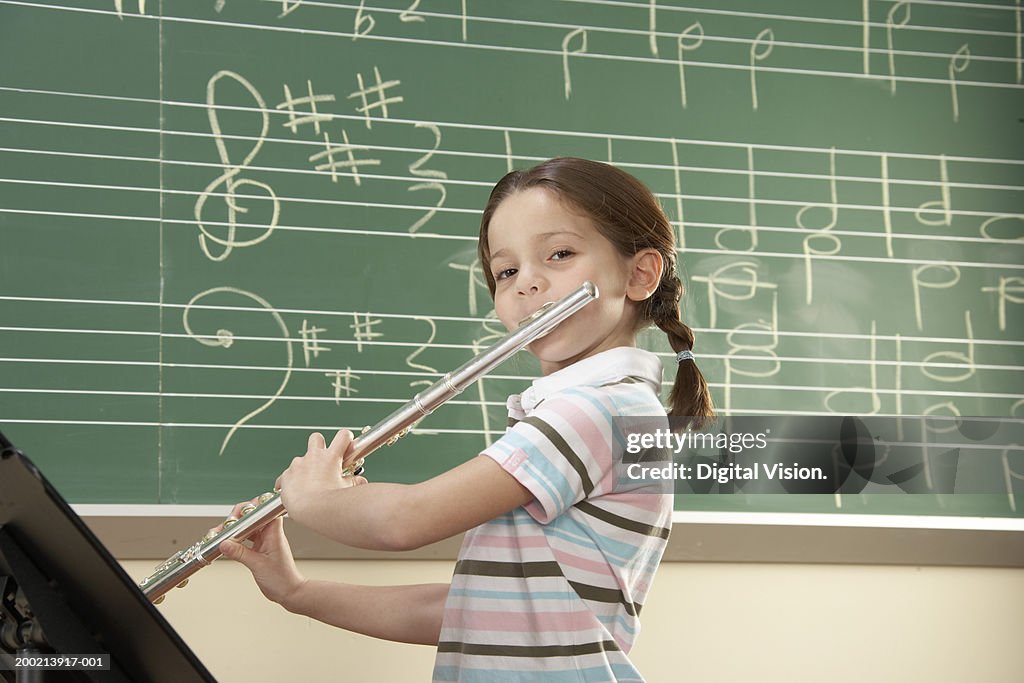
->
[[217, 157, 714, 681]]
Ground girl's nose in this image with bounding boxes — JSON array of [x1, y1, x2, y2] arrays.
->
[[516, 265, 548, 296]]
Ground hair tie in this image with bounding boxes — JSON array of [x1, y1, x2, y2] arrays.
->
[[676, 350, 695, 363]]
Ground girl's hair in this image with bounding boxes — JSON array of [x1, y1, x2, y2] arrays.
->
[[478, 157, 714, 426]]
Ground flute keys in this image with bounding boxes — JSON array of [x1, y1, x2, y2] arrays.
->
[[258, 492, 275, 504], [240, 504, 257, 516], [385, 427, 411, 446], [154, 595, 165, 605], [176, 579, 189, 589]]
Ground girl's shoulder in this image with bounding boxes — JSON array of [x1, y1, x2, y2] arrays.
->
[[537, 375, 667, 422]]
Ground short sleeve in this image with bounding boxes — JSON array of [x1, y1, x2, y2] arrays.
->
[[481, 387, 615, 524]]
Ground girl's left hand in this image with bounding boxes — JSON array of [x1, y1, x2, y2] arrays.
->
[[275, 430, 368, 524]]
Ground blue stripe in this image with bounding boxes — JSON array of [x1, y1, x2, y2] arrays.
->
[[502, 429, 576, 508], [551, 513, 644, 564], [597, 614, 638, 637]]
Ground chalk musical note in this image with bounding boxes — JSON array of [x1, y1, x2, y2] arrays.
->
[[298, 319, 329, 367], [453, 311, 507, 445], [276, 81, 335, 135], [474, 309, 510, 347], [894, 334, 904, 432], [912, 264, 961, 331], [405, 317, 438, 390], [948, 44, 971, 122], [880, 153, 894, 258], [309, 130, 381, 186], [182, 287, 293, 456], [1017, 0, 1022, 84], [677, 21, 705, 109], [715, 146, 759, 251], [408, 123, 448, 234], [886, 1, 912, 94], [668, 138, 686, 250], [448, 256, 490, 316], [562, 28, 588, 100], [348, 66, 404, 129], [861, 0, 871, 75], [353, 0, 375, 40], [350, 313, 383, 352], [724, 292, 781, 415], [503, 130, 515, 173], [1001, 446, 1023, 512], [918, 406, 962, 501], [648, 0, 659, 57], [400, 0, 424, 23], [802, 233, 841, 305], [981, 276, 1024, 332], [691, 260, 777, 329], [915, 155, 952, 226], [749, 28, 774, 110], [278, 1, 303, 18], [980, 214, 1024, 241], [920, 311, 975, 383], [114, 0, 145, 19], [326, 367, 361, 404], [194, 71, 280, 262], [824, 321, 881, 415], [796, 147, 838, 230]]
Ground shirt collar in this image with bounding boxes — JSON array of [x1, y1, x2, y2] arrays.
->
[[518, 346, 663, 413]]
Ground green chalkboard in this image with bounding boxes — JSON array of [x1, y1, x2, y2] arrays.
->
[[1, 0, 1021, 518]]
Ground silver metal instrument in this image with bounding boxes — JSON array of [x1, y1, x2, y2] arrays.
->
[[140, 281, 598, 603]]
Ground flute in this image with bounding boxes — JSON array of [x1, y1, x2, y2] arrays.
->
[[140, 281, 598, 603]]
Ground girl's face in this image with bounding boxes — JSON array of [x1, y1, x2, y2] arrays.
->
[[487, 187, 657, 375]]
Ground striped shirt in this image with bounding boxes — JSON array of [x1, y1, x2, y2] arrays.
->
[[433, 347, 673, 682]]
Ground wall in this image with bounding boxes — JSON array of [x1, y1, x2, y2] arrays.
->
[[122, 558, 1024, 682]]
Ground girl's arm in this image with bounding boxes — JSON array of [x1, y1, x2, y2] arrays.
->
[[277, 430, 534, 551], [283, 580, 450, 646], [218, 515, 448, 645]]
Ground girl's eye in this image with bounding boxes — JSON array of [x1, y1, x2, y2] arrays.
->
[[494, 267, 517, 281], [551, 249, 574, 261]]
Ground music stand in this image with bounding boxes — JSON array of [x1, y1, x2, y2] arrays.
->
[[0, 430, 215, 682]]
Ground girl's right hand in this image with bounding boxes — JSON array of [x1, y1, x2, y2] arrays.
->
[[210, 499, 307, 608]]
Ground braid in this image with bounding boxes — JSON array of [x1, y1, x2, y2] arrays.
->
[[648, 272, 714, 429]]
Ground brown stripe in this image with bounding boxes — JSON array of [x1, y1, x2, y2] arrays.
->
[[521, 415, 595, 496], [454, 560, 644, 617], [575, 500, 671, 540], [437, 640, 621, 657], [454, 559, 565, 579], [599, 375, 645, 388], [568, 580, 643, 617], [507, 416, 520, 428]]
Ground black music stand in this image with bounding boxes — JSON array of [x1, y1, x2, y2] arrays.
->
[[0, 430, 215, 682]]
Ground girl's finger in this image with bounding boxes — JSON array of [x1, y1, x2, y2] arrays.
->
[[307, 431, 326, 450]]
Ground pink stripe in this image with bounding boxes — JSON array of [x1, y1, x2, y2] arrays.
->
[[547, 394, 611, 481], [610, 492, 670, 514], [553, 548, 615, 576], [445, 608, 600, 633]]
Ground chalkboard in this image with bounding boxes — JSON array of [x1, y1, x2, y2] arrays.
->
[[1, 0, 1021, 519]]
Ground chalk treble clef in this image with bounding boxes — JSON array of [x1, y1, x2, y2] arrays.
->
[[194, 71, 280, 261]]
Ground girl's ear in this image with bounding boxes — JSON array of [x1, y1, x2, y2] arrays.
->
[[626, 249, 664, 302]]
